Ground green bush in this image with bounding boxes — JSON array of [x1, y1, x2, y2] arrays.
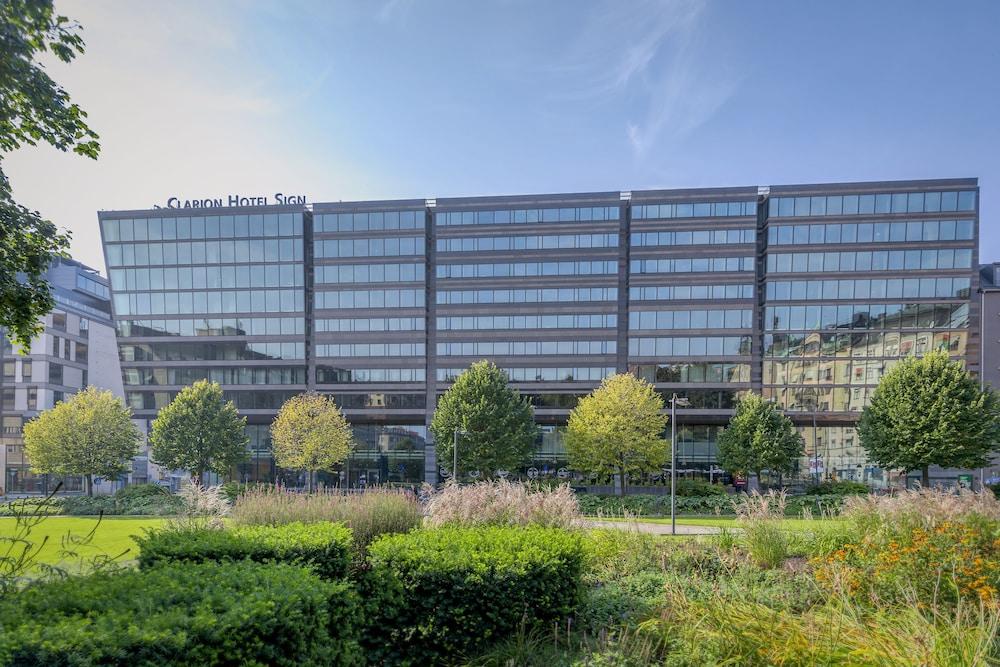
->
[[578, 492, 850, 517], [55, 485, 184, 516], [803, 480, 869, 496], [578, 493, 734, 517], [0, 561, 359, 666], [137, 522, 353, 580], [364, 526, 586, 665]]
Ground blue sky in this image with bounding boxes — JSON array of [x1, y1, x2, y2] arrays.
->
[[7, 0, 999, 271]]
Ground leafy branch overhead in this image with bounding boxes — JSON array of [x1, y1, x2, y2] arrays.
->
[[0, 0, 100, 349]]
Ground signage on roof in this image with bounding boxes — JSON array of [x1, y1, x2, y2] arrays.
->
[[155, 193, 307, 209]]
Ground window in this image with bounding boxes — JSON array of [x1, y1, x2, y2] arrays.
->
[[49, 363, 64, 385]]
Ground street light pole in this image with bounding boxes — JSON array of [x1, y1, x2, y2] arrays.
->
[[670, 393, 690, 536]]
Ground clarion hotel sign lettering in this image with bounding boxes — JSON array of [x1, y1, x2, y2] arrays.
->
[[156, 193, 307, 209]]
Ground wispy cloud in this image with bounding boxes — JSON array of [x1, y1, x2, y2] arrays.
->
[[551, 0, 736, 156]]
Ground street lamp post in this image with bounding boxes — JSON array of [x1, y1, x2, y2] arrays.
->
[[670, 393, 690, 536]]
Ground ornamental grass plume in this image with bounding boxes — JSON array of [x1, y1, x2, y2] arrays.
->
[[733, 490, 788, 569], [842, 486, 1000, 536], [424, 479, 581, 529], [229, 485, 421, 553]]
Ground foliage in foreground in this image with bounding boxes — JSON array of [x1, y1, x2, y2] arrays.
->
[[22, 387, 141, 496], [0, 561, 359, 666], [424, 479, 581, 529], [564, 373, 669, 495], [136, 521, 353, 580], [364, 526, 586, 665], [859, 349, 1000, 486], [0, 0, 100, 349], [229, 485, 421, 556], [811, 487, 1000, 609]]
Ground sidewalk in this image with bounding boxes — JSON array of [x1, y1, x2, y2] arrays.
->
[[585, 519, 720, 535]]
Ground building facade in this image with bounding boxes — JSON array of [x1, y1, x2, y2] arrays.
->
[[97, 178, 980, 487], [1, 258, 127, 494]]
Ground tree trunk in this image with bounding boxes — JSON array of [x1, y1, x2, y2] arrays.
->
[[921, 466, 930, 488], [86, 474, 93, 497]]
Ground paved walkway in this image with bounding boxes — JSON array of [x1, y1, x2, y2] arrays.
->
[[585, 519, 720, 535]]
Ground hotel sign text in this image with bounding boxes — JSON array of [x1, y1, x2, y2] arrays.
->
[[158, 193, 307, 209]]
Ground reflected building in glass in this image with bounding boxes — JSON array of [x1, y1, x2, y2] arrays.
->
[[98, 178, 981, 487]]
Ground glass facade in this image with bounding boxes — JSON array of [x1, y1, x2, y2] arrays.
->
[[97, 179, 980, 487]]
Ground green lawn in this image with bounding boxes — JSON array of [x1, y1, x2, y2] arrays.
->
[[0, 516, 166, 570]]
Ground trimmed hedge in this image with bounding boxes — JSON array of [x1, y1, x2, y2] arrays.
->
[[578, 493, 851, 517], [0, 484, 184, 517], [363, 526, 586, 665], [137, 522, 353, 580], [0, 561, 359, 666]]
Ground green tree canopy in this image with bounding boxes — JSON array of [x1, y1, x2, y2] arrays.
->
[[271, 392, 353, 490], [859, 350, 1000, 486], [430, 361, 538, 479], [1, 1, 100, 349], [717, 392, 803, 484], [22, 387, 140, 495], [149, 380, 248, 483], [564, 373, 669, 495]]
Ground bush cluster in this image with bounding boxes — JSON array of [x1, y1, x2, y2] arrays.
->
[[577, 491, 851, 517], [0, 561, 359, 666], [363, 526, 586, 665], [229, 486, 421, 557], [803, 480, 870, 495], [0, 484, 184, 517], [136, 521, 353, 580]]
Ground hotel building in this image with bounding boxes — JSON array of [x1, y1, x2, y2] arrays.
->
[[97, 178, 980, 486]]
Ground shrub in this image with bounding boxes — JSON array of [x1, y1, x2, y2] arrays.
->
[[136, 521, 353, 580], [803, 480, 869, 496], [229, 486, 420, 556], [424, 479, 581, 528], [364, 526, 586, 665], [0, 561, 359, 666], [577, 493, 734, 517]]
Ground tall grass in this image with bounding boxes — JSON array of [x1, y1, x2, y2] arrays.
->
[[230, 486, 421, 553], [733, 489, 788, 569], [424, 480, 581, 529], [842, 486, 1000, 537], [652, 585, 1000, 666]]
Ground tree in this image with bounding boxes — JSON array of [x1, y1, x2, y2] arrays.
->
[[430, 361, 538, 479], [1, 1, 100, 349], [564, 373, 669, 495], [859, 350, 1000, 487], [149, 380, 248, 483], [271, 393, 353, 491], [717, 392, 803, 486], [22, 387, 140, 495]]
